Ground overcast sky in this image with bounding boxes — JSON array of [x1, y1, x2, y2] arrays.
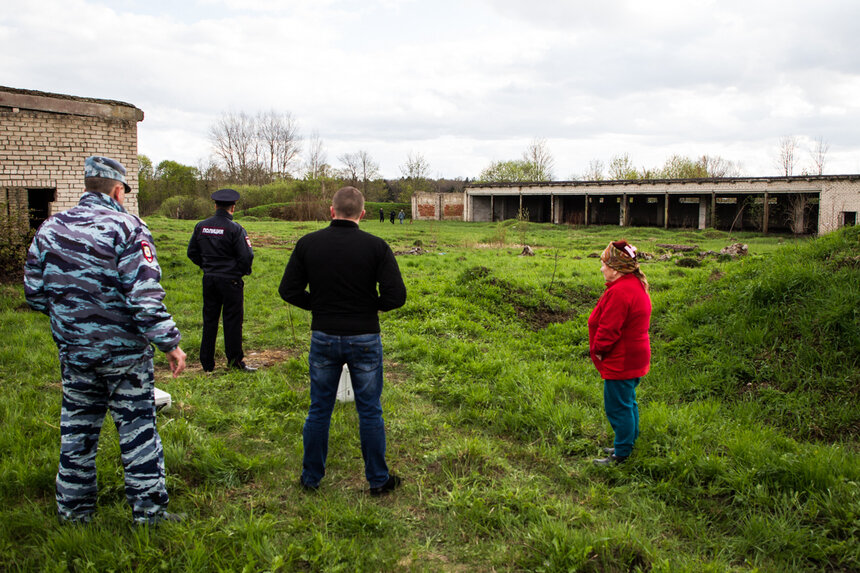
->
[[3, 0, 859, 179]]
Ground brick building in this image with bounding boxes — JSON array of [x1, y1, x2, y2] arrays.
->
[[410, 191, 465, 221], [0, 86, 144, 227]]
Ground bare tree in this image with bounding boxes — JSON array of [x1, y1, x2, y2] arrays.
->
[[356, 150, 380, 194], [338, 152, 361, 186], [257, 110, 281, 178], [257, 110, 301, 179], [211, 110, 302, 183], [583, 159, 605, 181], [522, 137, 555, 181], [786, 194, 811, 234], [700, 155, 742, 177], [304, 131, 327, 180], [776, 135, 799, 176], [209, 111, 258, 181], [400, 151, 430, 180], [810, 136, 829, 175]]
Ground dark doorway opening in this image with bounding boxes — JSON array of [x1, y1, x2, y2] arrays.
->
[[588, 195, 621, 225], [522, 195, 551, 222], [627, 195, 663, 226], [493, 196, 521, 221], [714, 194, 760, 231], [560, 196, 586, 225], [27, 188, 56, 229], [667, 196, 704, 228]]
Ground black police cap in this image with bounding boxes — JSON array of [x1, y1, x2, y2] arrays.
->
[[211, 188, 240, 203]]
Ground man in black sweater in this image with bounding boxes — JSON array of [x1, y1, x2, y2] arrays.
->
[[279, 186, 407, 496]]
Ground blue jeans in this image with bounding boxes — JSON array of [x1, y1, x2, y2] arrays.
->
[[303, 331, 389, 488], [603, 378, 640, 457]]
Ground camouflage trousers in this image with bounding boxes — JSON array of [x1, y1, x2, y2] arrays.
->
[[57, 356, 169, 523]]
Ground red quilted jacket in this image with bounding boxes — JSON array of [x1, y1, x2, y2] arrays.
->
[[588, 273, 652, 380]]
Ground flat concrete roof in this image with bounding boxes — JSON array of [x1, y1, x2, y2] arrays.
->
[[0, 86, 143, 122], [467, 174, 860, 190]]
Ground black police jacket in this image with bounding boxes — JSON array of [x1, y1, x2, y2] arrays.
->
[[187, 209, 253, 278]]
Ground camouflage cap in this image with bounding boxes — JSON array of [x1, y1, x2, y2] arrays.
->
[[84, 156, 131, 192]]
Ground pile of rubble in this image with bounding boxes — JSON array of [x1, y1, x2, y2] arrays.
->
[[650, 242, 748, 262], [394, 246, 426, 256]]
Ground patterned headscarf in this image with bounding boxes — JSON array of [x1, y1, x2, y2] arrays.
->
[[600, 240, 639, 274]]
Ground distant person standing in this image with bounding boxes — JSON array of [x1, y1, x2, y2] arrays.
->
[[187, 189, 256, 373], [379, 207, 384, 223], [397, 209, 405, 224], [588, 240, 651, 465], [279, 186, 407, 495], [24, 156, 186, 525], [389, 210, 396, 224]]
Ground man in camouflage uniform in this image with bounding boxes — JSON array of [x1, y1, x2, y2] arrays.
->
[[24, 155, 187, 526]]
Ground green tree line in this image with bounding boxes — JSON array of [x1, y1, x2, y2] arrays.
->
[[138, 155, 465, 219]]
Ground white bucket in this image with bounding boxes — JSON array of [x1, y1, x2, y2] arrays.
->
[[336, 364, 354, 402], [154, 386, 172, 411]]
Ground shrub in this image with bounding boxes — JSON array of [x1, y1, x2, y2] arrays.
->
[[157, 196, 212, 220], [236, 201, 330, 221], [0, 204, 34, 283]]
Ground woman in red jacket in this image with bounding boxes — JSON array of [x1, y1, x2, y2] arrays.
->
[[588, 240, 651, 465]]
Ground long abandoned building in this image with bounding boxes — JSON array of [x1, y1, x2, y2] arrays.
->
[[0, 86, 144, 227], [460, 176, 860, 235]]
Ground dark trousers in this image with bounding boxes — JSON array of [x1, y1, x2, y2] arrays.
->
[[200, 275, 245, 370]]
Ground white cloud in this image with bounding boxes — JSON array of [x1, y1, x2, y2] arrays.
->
[[2, 0, 860, 178]]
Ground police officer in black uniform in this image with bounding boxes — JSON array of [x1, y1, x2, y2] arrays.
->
[[188, 189, 256, 372]]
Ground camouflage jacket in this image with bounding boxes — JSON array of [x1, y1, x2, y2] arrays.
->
[[24, 192, 181, 366]]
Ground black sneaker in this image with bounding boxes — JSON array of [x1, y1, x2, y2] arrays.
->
[[300, 478, 319, 492], [232, 363, 258, 373], [602, 447, 615, 454], [369, 474, 402, 497], [593, 454, 628, 466]]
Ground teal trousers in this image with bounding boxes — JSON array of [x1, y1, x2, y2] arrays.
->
[[603, 378, 640, 457]]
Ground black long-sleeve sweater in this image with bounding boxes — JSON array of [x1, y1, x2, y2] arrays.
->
[[278, 219, 407, 335]]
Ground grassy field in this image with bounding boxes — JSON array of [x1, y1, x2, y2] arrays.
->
[[1, 217, 857, 572]]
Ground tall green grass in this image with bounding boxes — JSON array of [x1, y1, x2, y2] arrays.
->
[[0, 221, 856, 571]]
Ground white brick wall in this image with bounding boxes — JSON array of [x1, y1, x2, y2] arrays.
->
[[819, 180, 860, 233], [0, 101, 142, 217]]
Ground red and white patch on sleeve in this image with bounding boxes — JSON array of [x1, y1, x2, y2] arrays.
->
[[245, 236, 252, 248], [141, 241, 154, 263]]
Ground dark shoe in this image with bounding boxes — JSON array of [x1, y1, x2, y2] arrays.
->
[[232, 364, 257, 373], [370, 474, 402, 497], [134, 511, 185, 527], [602, 447, 615, 454], [299, 478, 319, 492], [593, 454, 628, 466]]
